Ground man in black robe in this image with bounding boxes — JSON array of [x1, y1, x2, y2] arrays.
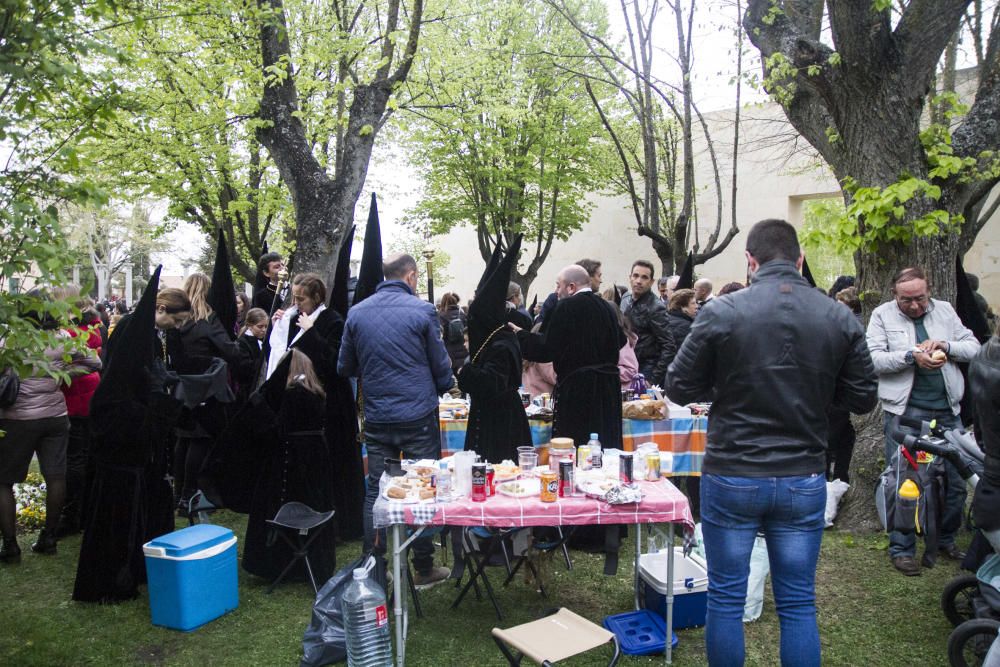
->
[[513, 264, 626, 449], [252, 251, 288, 313]]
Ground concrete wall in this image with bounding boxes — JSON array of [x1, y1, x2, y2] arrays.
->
[[430, 95, 1000, 311]]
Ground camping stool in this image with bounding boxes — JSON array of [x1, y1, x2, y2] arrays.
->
[[453, 527, 519, 620], [492, 607, 621, 666], [265, 502, 336, 594], [186, 490, 219, 526]]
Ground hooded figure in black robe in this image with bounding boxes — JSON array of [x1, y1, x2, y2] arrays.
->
[[517, 264, 626, 449], [458, 235, 532, 462], [73, 267, 183, 603], [241, 351, 338, 583]]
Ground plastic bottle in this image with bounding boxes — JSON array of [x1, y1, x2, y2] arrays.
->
[[343, 561, 392, 667], [436, 461, 452, 502], [587, 433, 602, 469], [894, 479, 920, 533]]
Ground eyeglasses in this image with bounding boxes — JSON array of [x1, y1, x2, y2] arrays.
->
[[897, 294, 928, 305]]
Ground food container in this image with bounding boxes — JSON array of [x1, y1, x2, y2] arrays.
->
[[143, 525, 238, 632]]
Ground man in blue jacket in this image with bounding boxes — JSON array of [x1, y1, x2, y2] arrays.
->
[[338, 253, 454, 587]]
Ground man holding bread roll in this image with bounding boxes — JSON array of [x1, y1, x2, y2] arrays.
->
[[867, 266, 981, 576]]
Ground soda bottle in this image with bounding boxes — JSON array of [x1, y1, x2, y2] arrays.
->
[[587, 433, 602, 469], [342, 559, 392, 667]]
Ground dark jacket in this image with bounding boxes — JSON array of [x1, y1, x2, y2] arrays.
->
[[665, 309, 694, 353], [338, 280, 453, 423], [970, 335, 1000, 530], [666, 260, 877, 477], [621, 289, 676, 387], [168, 315, 241, 375], [438, 305, 468, 368]]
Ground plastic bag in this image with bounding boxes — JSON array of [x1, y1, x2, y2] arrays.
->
[[300, 556, 366, 667], [824, 480, 850, 528], [743, 535, 769, 623]]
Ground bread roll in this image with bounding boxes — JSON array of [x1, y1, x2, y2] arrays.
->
[[931, 350, 947, 362], [387, 486, 407, 499]]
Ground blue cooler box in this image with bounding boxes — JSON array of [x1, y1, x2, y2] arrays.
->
[[638, 547, 708, 629], [143, 524, 239, 632]]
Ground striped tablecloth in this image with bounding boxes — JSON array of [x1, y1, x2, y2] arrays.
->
[[438, 415, 707, 476]]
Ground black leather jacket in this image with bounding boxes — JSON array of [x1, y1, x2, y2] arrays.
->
[[666, 261, 878, 476], [622, 289, 676, 387], [969, 335, 1000, 530]]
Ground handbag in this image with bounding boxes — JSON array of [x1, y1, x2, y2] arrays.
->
[[0, 367, 20, 408]]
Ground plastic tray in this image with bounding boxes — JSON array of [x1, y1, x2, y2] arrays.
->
[[603, 609, 678, 656]]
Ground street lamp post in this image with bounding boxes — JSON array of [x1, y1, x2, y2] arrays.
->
[[422, 248, 435, 305]]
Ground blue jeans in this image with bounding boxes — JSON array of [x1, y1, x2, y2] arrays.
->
[[701, 473, 826, 667], [363, 410, 441, 574], [882, 406, 967, 557]]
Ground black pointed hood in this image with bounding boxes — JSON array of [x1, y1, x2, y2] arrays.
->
[[529, 294, 537, 315], [352, 193, 383, 306], [92, 266, 162, 406], [208, 230, 237, 338], [801, 256, 817, 288], [254, 240, 270, 294], [675, 252, 695, 290], [469, 234, 521, 355], [476, 241, 504, 294], [956, 256, 990, 343], [329, 225, 355, 318]]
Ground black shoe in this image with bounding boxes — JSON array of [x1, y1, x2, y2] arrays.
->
[[939, 544, 966, 561], [31, 528, 57, 555], [921, 552, 936, 569], [0, 536, 21, 563], [55, 516, 79, 539]]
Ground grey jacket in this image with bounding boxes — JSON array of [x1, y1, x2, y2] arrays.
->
[[1, 343, 102, 421], [866, 298, 980, 415]]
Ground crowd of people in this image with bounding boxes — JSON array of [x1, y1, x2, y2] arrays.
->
[[1, 215, 999, 666]]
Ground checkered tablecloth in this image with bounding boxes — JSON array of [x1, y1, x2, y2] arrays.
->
[[621, 416, 707, 476], [373, 478, 694, 536]]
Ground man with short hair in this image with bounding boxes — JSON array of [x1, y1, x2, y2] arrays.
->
[[667, 219, 877, 667], [657, 276, 672, 303], [338, 252, 454, 587], [620, 260, 675, 387], [252, 252, 287, 311], [867, 266, 980, 576], [693, 278, 714, 307], [513, 264, 625, 448]]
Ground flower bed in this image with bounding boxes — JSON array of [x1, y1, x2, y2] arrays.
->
[[14, 472, 46, 531]]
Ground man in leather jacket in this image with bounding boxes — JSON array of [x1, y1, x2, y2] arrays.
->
[[666, 219, 877, 667], [969, 335, 1000, 550], [620, 260, 675, 387]]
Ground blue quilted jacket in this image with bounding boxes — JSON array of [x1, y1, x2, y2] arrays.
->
[[338, 280, 453, 423]]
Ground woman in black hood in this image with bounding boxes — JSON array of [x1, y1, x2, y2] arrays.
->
[[457, 236, 531, 463]]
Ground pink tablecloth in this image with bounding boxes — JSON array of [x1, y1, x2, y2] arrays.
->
[[382, 479, 693, 534]]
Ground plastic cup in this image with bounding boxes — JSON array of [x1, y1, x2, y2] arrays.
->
[[519, 452, 538, 473]]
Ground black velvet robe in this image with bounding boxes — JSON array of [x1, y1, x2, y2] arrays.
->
[[73, 389, 180, 603], [458, 334, 531, 463], [242, 385, 337, 583], [518, 291, 626, 448], [289, 308, 365, 541]]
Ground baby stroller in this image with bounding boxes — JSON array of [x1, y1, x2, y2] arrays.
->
[[891, 417, 1000, 667]]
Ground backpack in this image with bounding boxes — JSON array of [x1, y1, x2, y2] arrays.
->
[[875, 444, 947, 553], [446, 316, 464, 345]]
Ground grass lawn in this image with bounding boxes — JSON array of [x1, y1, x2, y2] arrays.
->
[[0, 505, 968, 667]]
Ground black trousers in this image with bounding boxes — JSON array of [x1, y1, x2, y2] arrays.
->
[[173, 436, 212, 506], [62, 416, 91, 528]]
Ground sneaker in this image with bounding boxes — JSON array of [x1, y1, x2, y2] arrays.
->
[[892, 555, 921, 576], [30, 528, 57, 555], [413, 565, 451, 589]]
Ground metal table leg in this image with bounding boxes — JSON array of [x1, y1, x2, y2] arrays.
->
[[665, 522, 675, 665], [634, 522, 642, 610], [391, 524, 427, 666]]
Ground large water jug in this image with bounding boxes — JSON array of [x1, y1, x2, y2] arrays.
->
[[452, 451, 477, 498], [342, 557, 392, 667]]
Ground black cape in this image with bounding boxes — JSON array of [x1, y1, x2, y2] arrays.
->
[[458, 333, 531, 463], [518, 291, 626, 448], [241, 384, 337, 582]]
